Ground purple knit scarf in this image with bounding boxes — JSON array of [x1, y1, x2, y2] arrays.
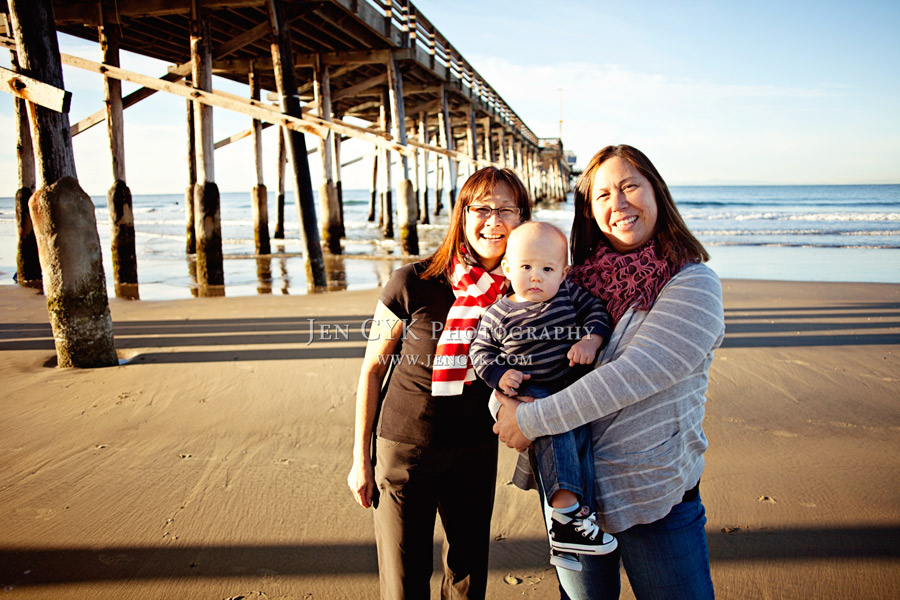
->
[[568, 240, 686, 325]]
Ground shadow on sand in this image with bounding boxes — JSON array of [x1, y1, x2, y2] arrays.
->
[[1, 301, 899, 364], [2, 525, 898, 588]]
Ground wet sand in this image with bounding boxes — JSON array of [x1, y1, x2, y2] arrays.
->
[[1, 279, 898, 599]]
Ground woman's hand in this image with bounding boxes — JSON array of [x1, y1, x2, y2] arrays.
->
[[347, 456, 375, 509], [492, 391, 534, 451]]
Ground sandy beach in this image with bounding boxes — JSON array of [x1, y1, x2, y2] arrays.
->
[[1, 279, 898, 599]]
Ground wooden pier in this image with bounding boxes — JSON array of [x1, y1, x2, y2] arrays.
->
[[2, 0, 573, 306]]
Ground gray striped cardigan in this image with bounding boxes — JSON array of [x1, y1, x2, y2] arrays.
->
[[512, 262, 725, 534]]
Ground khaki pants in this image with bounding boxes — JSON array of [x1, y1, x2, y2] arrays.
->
[[373, 437, 498, 600]]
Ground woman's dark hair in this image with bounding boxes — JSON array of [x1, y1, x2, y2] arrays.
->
[[422, 167, 531, 280], [570, 145, 709, 266]]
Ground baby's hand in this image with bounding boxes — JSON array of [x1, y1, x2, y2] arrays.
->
[[568, 335, 605, 366], [498, 369, 530, 396]]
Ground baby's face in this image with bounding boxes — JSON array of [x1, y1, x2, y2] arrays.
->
[[502, 233, 568, 303]]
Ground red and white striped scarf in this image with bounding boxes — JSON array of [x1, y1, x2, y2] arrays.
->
[[431, 253, 508, 396]]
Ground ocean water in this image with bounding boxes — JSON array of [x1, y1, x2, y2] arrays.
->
[[0, 184, 898, 300]]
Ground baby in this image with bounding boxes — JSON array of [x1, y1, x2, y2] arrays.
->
[[471, 221, 617, 570]]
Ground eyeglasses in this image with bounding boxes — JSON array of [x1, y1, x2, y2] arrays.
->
[[466, 205, 521, 221]]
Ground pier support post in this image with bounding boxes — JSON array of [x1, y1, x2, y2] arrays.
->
[[466, 104, 478, 178], [526, 146, 536, 204], [481, 117, 493, 164], [434, 136, 444, 216], [190, 9, 224, 296], [314, 56, 341, 254], [9, 0, 117, 368], [274, 127, 286, 239], [10, 50, 41, 289], [387, 54, 417, 255], [417, 111, 429, 224], [438, 85, 458, 209], [368, 152, 378, 222], [266, 0, 327, 288], [333, 111, 346, 238], [248, 62, 270, 256], [497, 124, 506, 168], [379, 87, 393, 239], [185, 99, 197, 252], [99, 6, 138, 299], [409, 124, 420, 222]]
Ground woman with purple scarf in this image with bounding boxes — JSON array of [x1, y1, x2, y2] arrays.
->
[[494, 145, 725, 599]]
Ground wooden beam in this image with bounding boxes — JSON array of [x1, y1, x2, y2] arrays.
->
[[331, 71, 387, 102], [405, 97, 440, 118], [214, 121, 273, 149], [214, 48, 391, 73], [214, 20, 270, 59], [401, 84, 442, 96], [70, 13, 271, 137], [71, 67, 189, 136], [53, 0, 266, 25], [0, 65, 71, 112], [61, 53, 326, 138], [60, 55, 486, 169]]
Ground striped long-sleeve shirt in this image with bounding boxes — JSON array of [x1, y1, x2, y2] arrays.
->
[[471, 279, 612, 394], [515, 263, 726, 534]]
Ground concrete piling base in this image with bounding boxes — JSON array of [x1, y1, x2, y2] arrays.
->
[[252, 184, 271, 256], [319, 181, 341, 255], [193, 181, 224, 297], [397, 179, 418, 256], [29, 176, 117, 368], [107, 180, 139, 300]]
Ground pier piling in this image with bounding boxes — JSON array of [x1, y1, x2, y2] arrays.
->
[[9, 0, 117, 368], [10, 51, 40, 289], [100, 5, 138, 300], [190, 9, 224, 296], [314, 57, 342, 255], [248, 62, 271, 256], [418, 111, 430, 224], [185, 100, 197, 253], [267, 0, 327, 289], [274, 127, 286, 240]]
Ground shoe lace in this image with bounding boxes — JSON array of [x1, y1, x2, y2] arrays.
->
[[574, 514, 601, 540]]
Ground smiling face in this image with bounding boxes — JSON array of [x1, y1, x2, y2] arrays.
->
[[502, 223, 569, 303], [463, 182, 522, 270], [590, 156, 659, 253]]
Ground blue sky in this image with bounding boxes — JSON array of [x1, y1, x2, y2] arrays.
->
[[2, 0, 898, 195]]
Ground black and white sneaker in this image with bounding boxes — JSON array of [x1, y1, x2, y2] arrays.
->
[[549, 506, 618, 555], [550, 548, 583, 571]]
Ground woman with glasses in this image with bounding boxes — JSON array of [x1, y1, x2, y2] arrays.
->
[[347, 167, 531, 599]]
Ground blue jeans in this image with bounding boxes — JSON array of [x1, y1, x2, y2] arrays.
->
[[523, 383, 595, 507], [552, 492, 715, 599]]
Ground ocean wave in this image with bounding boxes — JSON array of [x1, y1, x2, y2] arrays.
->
[[703, 241, 900, 249], [678, 200, 900, 208], [688, 212, 900, 222], [694, 228, 900, 237]]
